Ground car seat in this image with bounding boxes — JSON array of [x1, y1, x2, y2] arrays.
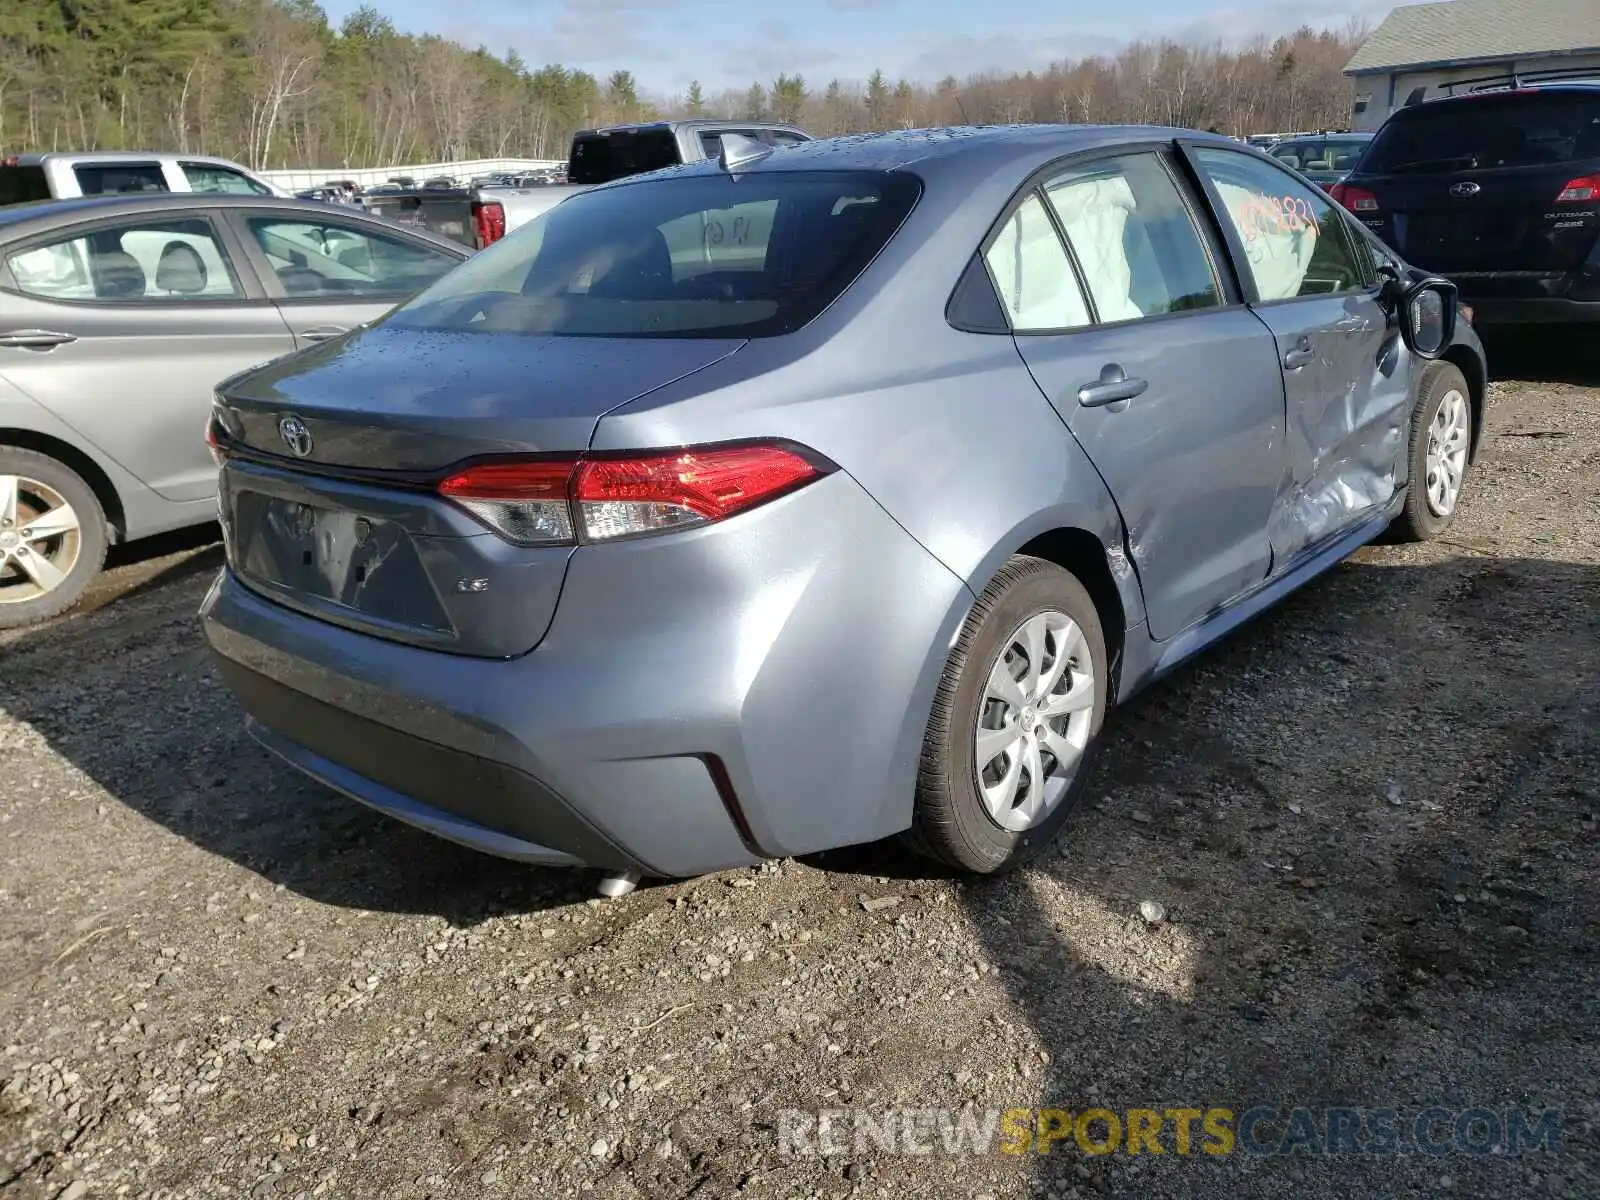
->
[[155, 241, 209, 295], [588, 228, 675, 299], [91, 250, 147, 299]]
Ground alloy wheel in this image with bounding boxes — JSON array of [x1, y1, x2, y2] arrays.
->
[[975, 609, 1097, 832], [0, 474, 83, 605], [1424, 388, 1470, 518]]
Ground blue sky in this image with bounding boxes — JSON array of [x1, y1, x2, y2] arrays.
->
[[320, 0, 1395, 96]]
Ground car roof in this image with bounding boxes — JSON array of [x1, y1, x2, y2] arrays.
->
[[1276, 132, 1372, 141], [6, 151, 252, 167], [1408, 81, 1600, 113], [585, 118, 809, 135], [597, 123, 1240, 189], [0, 192, 467, 252]]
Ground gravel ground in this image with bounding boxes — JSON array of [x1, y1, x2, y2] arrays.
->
[[3, 333, 1597, 1200]]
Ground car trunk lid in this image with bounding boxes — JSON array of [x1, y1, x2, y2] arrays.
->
[[214, 324, 745, 656], [215, 324, 745, 469]]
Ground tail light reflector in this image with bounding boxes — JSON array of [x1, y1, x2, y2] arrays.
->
[[1329, 183, 1379, 213], [471, 199, 507, 247], [1555, 174, 1600, 203], [436, 442, 827, 545]]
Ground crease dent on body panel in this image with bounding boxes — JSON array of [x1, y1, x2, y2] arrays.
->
[[1268, 369, 1404, 563]]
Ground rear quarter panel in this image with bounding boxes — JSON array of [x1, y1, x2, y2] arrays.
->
[[0, 372, 187, 542]]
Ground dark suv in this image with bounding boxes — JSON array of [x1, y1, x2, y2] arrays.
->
[[1330, 83, 1600, 324]]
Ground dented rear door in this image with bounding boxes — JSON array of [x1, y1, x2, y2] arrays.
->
[[1186, 143, 1409, 568]]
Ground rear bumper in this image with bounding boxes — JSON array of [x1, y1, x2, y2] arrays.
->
[[201, 473, 970, 878], [1452, 266, 1600, 324]]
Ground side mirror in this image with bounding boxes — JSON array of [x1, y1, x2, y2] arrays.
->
[[1398, 276, 1458, 359]]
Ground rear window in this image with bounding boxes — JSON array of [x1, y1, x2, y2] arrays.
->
[[1365, 93, 1600, 173], [74, 163, 168, 195], [389, 169, 921, 339], [568, 129, 682, 185], [0, 165, 49, 206]]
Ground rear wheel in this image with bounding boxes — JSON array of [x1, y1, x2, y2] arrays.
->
[[0, 446, 108, 630], [906, 555, 1108, 873], [1389, 362, 1472, 543]]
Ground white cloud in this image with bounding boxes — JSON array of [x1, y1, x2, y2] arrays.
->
[[903, 31, 1126, 82]]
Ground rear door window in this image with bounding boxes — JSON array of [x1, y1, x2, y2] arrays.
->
[[6, 217, 242, 302], [1270, 141, 1320, 170], [391, 169, 921, 338], [73, 163, 169, 195], [246, 217, 460, 298], [1364, 93, 1600, 172], [1042, 152, 1222, 322]]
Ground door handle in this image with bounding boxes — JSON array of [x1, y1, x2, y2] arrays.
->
[[1283, 340, 1316, 370], [1076, 363, 1149, 409], [0, 329, 77, 350], [298, 325, 348, 343]]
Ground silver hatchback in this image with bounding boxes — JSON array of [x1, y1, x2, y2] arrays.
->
[[0, 193, 466, 627]]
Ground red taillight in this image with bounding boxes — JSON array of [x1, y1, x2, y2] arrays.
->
[[205, 420, 228, 467], [471, 199, 507, 248], [439, 459, 576, 545], [1329, 183, 1378, 213], [573, 444, 821, 540], [436, 443, 826, 545], [1555, 174, 1600, 203]]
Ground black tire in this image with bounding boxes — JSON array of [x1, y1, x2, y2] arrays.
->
[[1388, 361, 1473, 543], [906, 555, 1109, 873], [0, 445, 109, 630]]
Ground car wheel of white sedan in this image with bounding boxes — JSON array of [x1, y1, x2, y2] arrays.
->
[[0, 446, 108, 630], [908, 554, 1108, 873]]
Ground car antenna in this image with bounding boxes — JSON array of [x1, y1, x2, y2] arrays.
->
[[718, 132, 774, 176]]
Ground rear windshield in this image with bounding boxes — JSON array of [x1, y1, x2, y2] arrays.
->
[[1365, 93, 1600, 173], [0, 166, 50, 207], [74, 162, 169, 194], [568, 129, 682, 185], [388, 169, 921, 339]]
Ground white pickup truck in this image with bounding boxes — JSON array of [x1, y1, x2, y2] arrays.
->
[[364, 119, 813, 250], [0, 151, 283, 204]]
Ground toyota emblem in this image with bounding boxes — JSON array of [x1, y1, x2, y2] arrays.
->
[[1450, 181, 1482, 198], [277, 414, 313, 458]]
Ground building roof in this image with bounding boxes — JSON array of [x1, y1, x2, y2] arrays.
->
[[1345, 0, 1600, 75]]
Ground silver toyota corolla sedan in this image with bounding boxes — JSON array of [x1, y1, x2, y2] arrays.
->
[[0, 193, 467, 627], [201, 126, 1486, 890]]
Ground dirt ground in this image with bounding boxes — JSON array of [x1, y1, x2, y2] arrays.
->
[[2, 331, 1597, 1200]]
